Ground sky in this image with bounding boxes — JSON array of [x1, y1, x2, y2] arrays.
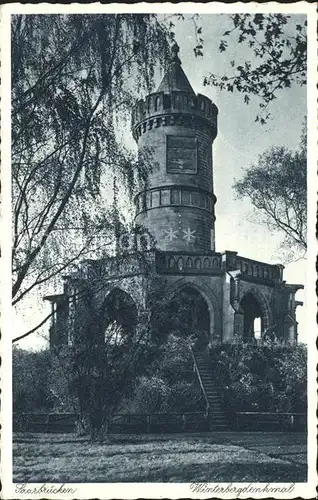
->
[[13, 13, 308, 349]]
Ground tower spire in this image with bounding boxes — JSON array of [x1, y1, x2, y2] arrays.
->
[[156, 42, 195, 94]]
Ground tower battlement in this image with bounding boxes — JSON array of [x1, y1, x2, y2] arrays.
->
[[132, 91, 218, 142]]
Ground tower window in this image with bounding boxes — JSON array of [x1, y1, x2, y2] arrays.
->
[[182, 190, 191, 205], [191, 191, 200, 206], [171, 189, 181, 204], [151, 190, 160, 207], [160, 189, 170, 205], [146, 192, 152, 209]]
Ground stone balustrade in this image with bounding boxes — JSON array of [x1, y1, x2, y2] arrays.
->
[[156, 252, 222, 274], [76, 252, 282, 282], [79, 252, 156, 281], [236, 256, 282, 282]]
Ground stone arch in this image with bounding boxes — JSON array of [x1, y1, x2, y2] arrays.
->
[[165, 277, 222, 343], [239, 287, 272, 339], [102, 288, 138, 340]]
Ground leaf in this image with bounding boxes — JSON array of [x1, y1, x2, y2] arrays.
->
[[219, 40, 228, 52]]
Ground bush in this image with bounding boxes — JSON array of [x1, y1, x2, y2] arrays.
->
[[13, 346, 75, 413], [124, 335, 205, 414], [209, 342, 307, 418], [13, 347, 52, 412]]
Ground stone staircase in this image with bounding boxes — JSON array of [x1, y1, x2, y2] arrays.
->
[[194, 351, 228, 431]]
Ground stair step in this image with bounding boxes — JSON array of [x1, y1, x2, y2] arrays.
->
[[194, 356, 227, 430]]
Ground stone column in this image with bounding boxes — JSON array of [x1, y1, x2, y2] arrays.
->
[[233, 311, 244, 338]]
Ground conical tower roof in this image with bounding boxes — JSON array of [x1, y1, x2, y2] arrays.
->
[[156, 43, 195, 94]]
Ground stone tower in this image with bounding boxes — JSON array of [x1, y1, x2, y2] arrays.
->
[[132, 44, 218, 253], [46, 44, 303, 349]]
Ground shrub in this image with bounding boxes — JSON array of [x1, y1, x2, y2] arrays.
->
[[209, 343, 307, 416], [124, 335, 205, 414], [13, 346, 75, 413]]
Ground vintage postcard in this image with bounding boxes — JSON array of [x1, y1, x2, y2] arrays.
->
[[1, 2, 317, 498]]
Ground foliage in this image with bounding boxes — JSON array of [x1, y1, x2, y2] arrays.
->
[[12, 346, 74, 412], [209, 343, 307, 419], [12, 14, 171, 338], [126, 335, 205, 414], [204, 14, 307, 123], [13, 347, 51, 412], [150, 284, 212, 349], [233, 126, 306, 255], [63, 280, 159, 440]]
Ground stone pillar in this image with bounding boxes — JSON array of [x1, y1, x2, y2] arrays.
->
[[233, 311, 244, 338], [274, 263, 285, 282], [221, 251, 238, 272]]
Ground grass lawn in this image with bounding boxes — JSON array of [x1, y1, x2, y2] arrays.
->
[[13, 432, 307, 483]]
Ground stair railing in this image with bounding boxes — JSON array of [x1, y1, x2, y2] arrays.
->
[[182, 339, 210, 419]]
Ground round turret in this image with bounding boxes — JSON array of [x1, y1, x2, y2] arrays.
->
[[132, 44, 218, 253]]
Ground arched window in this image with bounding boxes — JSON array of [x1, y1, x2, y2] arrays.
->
[[240, 293, 263, 342], [253, 317, 262, 340], [155, 95, 161, 111]]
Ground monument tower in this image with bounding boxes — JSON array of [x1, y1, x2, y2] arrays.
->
[[46, 43, 303, 350], [132, 43, 217, 253]]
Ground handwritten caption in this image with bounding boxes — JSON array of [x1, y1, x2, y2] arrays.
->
[[190, 482, 295, 496], [15, 484, 77, 495]]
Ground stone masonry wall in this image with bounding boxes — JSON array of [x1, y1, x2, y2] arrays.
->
[[135, 123, 216, 252]]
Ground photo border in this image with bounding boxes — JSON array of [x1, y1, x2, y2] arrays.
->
[[1, 2, 317, 498]]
